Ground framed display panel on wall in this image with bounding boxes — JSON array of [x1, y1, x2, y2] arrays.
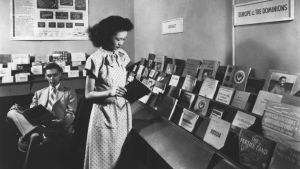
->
[[234, 0, 294, 26], [10, 0, 89, 40]]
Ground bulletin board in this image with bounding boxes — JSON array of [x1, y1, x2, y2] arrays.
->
[[11, 0, 89, 40]]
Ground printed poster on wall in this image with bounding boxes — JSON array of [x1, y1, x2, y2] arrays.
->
[[11, 0, 88, 40]]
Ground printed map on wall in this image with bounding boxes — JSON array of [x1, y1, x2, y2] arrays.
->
[[11, 0, 88, 40]]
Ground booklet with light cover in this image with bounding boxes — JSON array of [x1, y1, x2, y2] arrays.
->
[[181, 74, 197, 92], [148, 69, 156, 78], [199, 78, 219, 99], [125, 79, 151, 103], [179, 108, 200, 132], [153, 55, 166, 72], [262, 101, 300, 152], [263, 69, 297, 96], [12, 54, 30, 64], [203, 116, 231, 150], [169, 74, 180, 87], [136, 65, 145, 80], [252, 90, 282, 116], [215, 86, 235, 105], [232, 111, 256, 129], [231, 90, 251, 110]]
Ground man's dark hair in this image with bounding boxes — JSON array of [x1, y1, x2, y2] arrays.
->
[[88, 16, 134, 50], [279, 76, 287, 81], [44, 62, 63, 73]]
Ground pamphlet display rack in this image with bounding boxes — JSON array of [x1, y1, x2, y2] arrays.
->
[[129, 57, 300, 169]]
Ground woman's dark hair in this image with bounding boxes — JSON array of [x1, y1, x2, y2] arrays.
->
[[44, 62, 63, 73], [88, 16, 134, 50]]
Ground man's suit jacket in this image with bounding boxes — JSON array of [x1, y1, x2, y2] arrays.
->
[[30, 84, 77, 129]]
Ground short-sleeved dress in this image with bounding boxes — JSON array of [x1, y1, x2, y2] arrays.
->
[[84, 47, 132, 169]]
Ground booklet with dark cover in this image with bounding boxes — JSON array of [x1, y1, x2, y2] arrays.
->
[[239, 129, 275, 169], [125, 78, 151, 103], [22, 105, 56, 126]]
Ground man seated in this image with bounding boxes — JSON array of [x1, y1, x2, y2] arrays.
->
[[7, 62, 77, 168]]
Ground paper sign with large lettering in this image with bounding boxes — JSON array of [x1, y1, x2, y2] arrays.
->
[[234, 0, 294, 26]]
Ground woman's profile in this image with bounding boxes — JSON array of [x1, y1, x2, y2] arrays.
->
[[83, 16, 134, 169]]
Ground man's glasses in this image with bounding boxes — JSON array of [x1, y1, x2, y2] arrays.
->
[[46, 73, 59, 78]]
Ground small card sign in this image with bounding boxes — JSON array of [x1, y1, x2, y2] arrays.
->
[[2, 76, 14, 83], [0, 68, 12, 77], [68, 70, 79, 78], [12, 54, 30, 64], [71, 53, 86, 62], [31, 65, 43, 75], [15, 73, 29, 82], [199, 78, 219, 99], [162, 18, 183, 34]]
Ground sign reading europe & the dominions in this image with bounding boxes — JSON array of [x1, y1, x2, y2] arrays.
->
[[234, 0, 294, 26]]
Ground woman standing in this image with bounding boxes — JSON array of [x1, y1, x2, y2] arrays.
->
[[84, 16, 134, 169]]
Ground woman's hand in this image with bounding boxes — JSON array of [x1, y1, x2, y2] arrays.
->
[[109, 86, 127, 97]]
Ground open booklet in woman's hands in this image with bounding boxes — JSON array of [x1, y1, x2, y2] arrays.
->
[[125, 79, 151, 103]]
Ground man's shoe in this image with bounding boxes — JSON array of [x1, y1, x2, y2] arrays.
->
[[17, 125, 46, 152], [23, 125, 45, 142], [17, 136, 28, 153], [39, 133, 48, 146]]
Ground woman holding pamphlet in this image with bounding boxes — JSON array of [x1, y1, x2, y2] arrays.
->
[[84, 16, 134, 169]]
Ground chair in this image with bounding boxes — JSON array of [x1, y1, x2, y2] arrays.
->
[[68, 96, 93, 169], [21, 97, 93, 169], [22, 133, 41, 169]]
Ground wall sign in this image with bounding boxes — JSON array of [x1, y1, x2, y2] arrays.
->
[[11, 0, 89, 40], [162, 18, 183, 34], [234, 0, 294, 26]]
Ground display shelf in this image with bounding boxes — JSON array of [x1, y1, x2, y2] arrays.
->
[[132, 101, 216, 169], [129, 58, 300, 169], [131, 100, 249, 169]]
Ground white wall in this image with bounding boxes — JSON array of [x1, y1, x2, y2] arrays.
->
[[235, 0, 300, 78], [133, 0, 233, 65]]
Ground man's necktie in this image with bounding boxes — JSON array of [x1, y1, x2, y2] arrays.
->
[[47, 87, 56, 112]]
